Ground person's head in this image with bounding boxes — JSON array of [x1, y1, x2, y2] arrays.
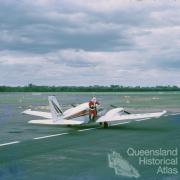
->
[[91, 96, 96, 103]]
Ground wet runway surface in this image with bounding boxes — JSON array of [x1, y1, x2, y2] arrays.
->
[[0, 92, 180, 180]]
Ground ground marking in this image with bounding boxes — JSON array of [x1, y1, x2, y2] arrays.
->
[[77, 127, 97, 132], [171, 113, 180, 116], [0, 141, 20, 147], [33, 132, 69, 140], [164, 113, 180, 117], [0, 127, 98, 147]]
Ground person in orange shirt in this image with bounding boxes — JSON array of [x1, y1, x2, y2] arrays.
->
[[89, 97, 100, 121]]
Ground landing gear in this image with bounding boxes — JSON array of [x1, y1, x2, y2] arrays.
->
[[104, 122, 109, 128], [99, 122, 109, 128]]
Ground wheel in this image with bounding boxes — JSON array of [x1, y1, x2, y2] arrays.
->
[[103, 122, 109, 128]]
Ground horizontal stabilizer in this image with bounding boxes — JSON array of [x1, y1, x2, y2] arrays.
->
[[28, 119, 85, 125], [22, 109, 51, 119]]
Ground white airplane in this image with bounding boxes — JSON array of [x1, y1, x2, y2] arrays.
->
[[22, 96, 167, 128]]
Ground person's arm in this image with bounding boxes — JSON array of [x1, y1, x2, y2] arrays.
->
[[96, 101, 100, 105]]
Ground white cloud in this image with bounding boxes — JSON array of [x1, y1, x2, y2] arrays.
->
[[45, 12, 88, 24], [0, 30, 33, 44], [150, 9, 180, 26], [27, 0, 179, 12], [0, 49, 180, 86], [0, 51, 48, 65], [0, 0, 180, 86]]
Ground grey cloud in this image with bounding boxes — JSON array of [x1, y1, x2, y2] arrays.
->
[[0, 0, 180, 86], [0, 0, 136, 52]]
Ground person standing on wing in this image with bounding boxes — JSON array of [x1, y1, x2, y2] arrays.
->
[[89, 97, 100, 121]]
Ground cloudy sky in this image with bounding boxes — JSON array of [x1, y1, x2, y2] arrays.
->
[[0, 0, 180, 86]]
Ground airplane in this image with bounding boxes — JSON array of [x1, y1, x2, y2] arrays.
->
[[22, 96, 167, 128]]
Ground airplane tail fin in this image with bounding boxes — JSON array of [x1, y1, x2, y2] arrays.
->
[[48, 96, 63, 121]]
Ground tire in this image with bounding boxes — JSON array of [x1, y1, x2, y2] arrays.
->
[[104, 122, 108, 128]]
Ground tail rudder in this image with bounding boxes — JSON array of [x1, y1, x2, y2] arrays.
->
[[48, 96, 63, 121]]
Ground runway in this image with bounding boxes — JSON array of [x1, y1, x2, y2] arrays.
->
[[0, 92, 180, 180], [0, 127, 98, 147]]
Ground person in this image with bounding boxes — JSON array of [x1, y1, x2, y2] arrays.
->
[[89, 97, 100, 121]]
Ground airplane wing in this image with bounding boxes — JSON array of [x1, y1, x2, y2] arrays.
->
[[28, 119, 85, 125], [96, 108, 166, 127], [22, 109, 52, 119]]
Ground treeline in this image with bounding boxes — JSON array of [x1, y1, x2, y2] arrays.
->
[[0, 84, 179, 92]]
